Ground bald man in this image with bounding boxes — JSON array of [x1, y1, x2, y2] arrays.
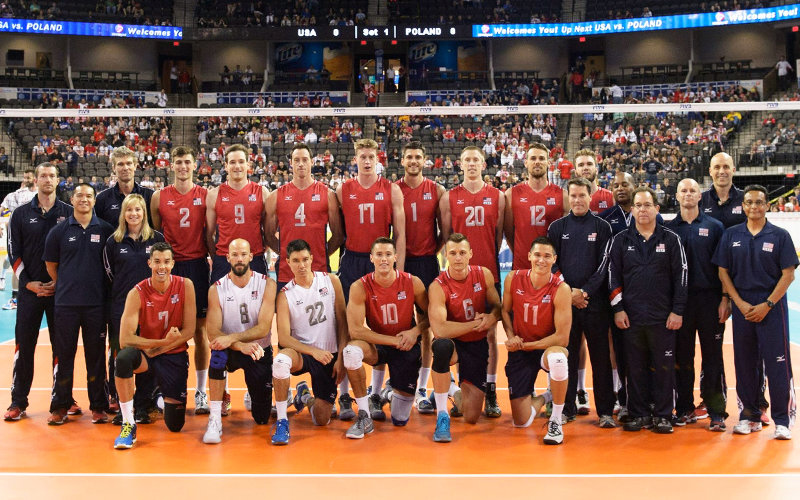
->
[[665, 178, 728, 431], [700, 153, 745, 230]]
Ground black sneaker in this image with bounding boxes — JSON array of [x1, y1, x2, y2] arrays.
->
[[484, 382, 501, 418], [112, 412, 123, 425], [653, 417, 673, 434], [623, 417, 643, 432], [134, 407, 152, 424]]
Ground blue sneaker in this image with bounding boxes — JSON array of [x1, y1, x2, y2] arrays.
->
[[433, 411, 451, 443], [114, 422, 137, 449], [294, 381, 310, 413], [271, 418, 290, 445]]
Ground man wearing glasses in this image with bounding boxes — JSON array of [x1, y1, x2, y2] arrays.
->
[[713, 185, 797, 440], [608, 186, 688, 434]]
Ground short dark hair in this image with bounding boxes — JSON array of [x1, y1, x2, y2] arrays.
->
[[370, 236, 395, 252], [291, 143, 313, 158], [743, 184, 768, 198], [631, 186, 658, 206], [530, 236, 556, 253], [171, 145, 196, 160], [402, 141, 426, 158], [446, 232, 469, 246], [23, 169, 34, 176], [567, 177, 593, 194], [72, 182, 96, 196], [150, 241, 174, 258], [527, 142, 550, 157], [35, 162, 59, 177], [286, 239, 311, 256], [224, 143, 250, 162]]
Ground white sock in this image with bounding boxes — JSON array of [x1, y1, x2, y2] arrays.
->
[[487, 373, 497, 384], [417, 367, 431, 391], [612, 369, 621, 392], [355, 396, 369, 414], [276, 400, 288, 420], [209, 400, 222, 421], [434, 392, 449, 412], [551, 403, 564, 422], [339, 377, 350, 396], [120, 400, 134, 425], [577, 369, 586, 392], [448, 380, 459, 397], [370, 369, 385, 395], [196, 370, 207, 393], [224, 378, 229, 392]]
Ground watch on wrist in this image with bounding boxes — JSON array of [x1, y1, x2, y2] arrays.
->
[[766, 299, 775, 308]]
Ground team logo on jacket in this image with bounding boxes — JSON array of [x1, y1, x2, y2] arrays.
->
[[29, 218, 38, 223], [732, 206, 742, 214], [483, 197, 492, 205], [656, 243, 666, 253], [91, 234, 101, 243], [546, 198, 556, 206], [599, 201, 608, 209], [762, 242, 774, 253], [627, 245, 635, 251], [588, 233, 596, 241], [376, 192, 384, 201], [397, 290, 407, 300], [170, 293, 180, 304], [732, 241, 741, 247], [423, 192, 432, 200], [312, 194, 321, 202], [249, 194, 257, 202], [119, 248, 128, 254], [193, 198, 202, 206], [111, 204, 119, 210], [699, 228, 709, 237], [145, 246, 152, 254], [57, 216, 66, 223], [562, 234, 569, 240], [704, 208, 712, 213], [473, 283, 482, 292], [319, 286, 329, 296]]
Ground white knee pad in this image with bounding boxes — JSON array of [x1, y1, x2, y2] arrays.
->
[[390, 393, 414, 426], [272, 353, 292, 380], [342, 345, 364, 371], [547, 352, 568, 382]]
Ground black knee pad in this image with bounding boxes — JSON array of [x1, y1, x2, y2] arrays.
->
[[209, 367, 227, 380], [115, 347, 142, 379], [164, 402, 186, 432], [251, 402, 270, 425], [431, 338, 455, 373]]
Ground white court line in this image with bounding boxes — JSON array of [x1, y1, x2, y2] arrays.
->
[[2, 386, 740, 392], [0, 472, 799, 479], [789, 300, 800, 313]]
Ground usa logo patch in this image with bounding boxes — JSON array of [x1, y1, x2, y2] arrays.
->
[[193, 198, 202, 206], [91, 234, 100, 243], [170, 293, 180, 304], [319, 286, 329, 296], [656, 243, 666, 253], [249, 194, 257, 202], [376, 192, 385, 201], [483, 197, 492, 205], [397, 290, 407, 300], [546, 198, 556, 206], [473, 283, 482, 292], [699, 228, 709, 237], [588, 232, 596, 242], [732, 206, 742, 214], [542, 294, 552, 303], [251, 290, 259, 300], [423, 192, 432, 200], [763, 242, 774, 253], [312, 194, 321, 202]]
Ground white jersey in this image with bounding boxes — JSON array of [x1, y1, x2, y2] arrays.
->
[[282, 272, 338, 353], [215, 271, 271, 348], [1, 188, 37, 215]]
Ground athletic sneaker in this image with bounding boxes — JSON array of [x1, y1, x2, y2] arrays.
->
[[613, 399, 621, 415], [623, 416, 650, 432], [271, 418, 290, 445], [114, 422, 137, 449], [194, 391, 210, 415], [134, 407, 152, 424], [671, 411, 697, 427], [67, 402, 82, 416], [774, 425, 792, 440], [759, 407, 770, 426], [368, 393, 386, 421], [708, 418, 726, 432], [294, 381, 310, 413], [416, 388, 434, 414], [617, 406, 630, 423], [107, 395, 120, 414], [576, 390, 590, 415], [112, 413, 123, 425], [652, 417, 673, 434], [2, 298, 16, 310], [484, 382, 501, 418], [47, 408, 68, 425], [203, 418, 223, 444], [544, 419, 564, 445], [4, 406, 25, 421], [221, 391, 231, 417], [598, 415, 617, 428], [433, 411, 451, 443], [561, 413, 576, 424], [244, 391, 252, 412], [379, 382, 393, 406], [345, 409, 374, 439], [449, 389, 463, 418], [693, 402, 709, 420], [91, 410, 108, 424], [733, 420, 762, 435], [338, 394, 356, 421]]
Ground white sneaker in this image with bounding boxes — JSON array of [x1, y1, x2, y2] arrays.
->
[[203, 418, 223, 444], [194, 391, 209, 415], [774, 425, 792, 440], [544, 419, 564, 445], [733, 420, 762, 435], [244, 391, 252, 411]]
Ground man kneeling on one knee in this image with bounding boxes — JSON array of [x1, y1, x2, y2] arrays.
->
[[502, 236, 572, 445]]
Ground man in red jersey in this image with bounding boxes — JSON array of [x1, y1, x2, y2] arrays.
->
[[395, 140, 446, 414], [504, 142, 568, 271], [265, 143, 344, 291], [112, 242, 197, 449], [427, 233, 501, 442], [502, 236, 571, 445], [335, 138, 406, 420], [151, 146, 213, 415], [440, 145, 505, 418], [574, 149, 614, 214], [206, 144, 270, 283], [341, 237, 428, 438]]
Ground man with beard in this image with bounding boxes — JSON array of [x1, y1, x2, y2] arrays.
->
[[1, 169, 37, 307], [573, 149, 614, 214]]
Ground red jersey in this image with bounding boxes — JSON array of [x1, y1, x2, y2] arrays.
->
[[397, 178, 439, 257], [590, 187, 614, 214], [449, 183, 501, 281], [361, 271, 416, 337], [509, 271, 563, 342], [158, 184, 208, 261], [275, 181, 330, 283], [510, 182, 564, 270], [434, 265, 489, 342], [214, 181, 264, 256], [341, 177, 393, 253], [136, 275, 188, 354], [558, 160, 574, 180]]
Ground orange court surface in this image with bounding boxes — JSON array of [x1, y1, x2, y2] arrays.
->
[[1, 320, 798, 499]]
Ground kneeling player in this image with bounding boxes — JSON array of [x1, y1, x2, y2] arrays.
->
[[342, 237, 429, 438], [203, 239, 277, 444], [271, 239, 348, 445], [114, 242, 197, 449], [502, 237, 572, 445], [427, 233, 501, 442]]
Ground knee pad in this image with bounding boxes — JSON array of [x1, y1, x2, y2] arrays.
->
[[272, 353, 292, 380], [547, 352, 568, 382], [114, 347, 142, 379], [209, 349, 228, 371], [342, 344, 364, 371], [250, 402, 270, 425], [431, 338, 455, 373], [390, 392, 414, 426], [163, 402, 186, 432]]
